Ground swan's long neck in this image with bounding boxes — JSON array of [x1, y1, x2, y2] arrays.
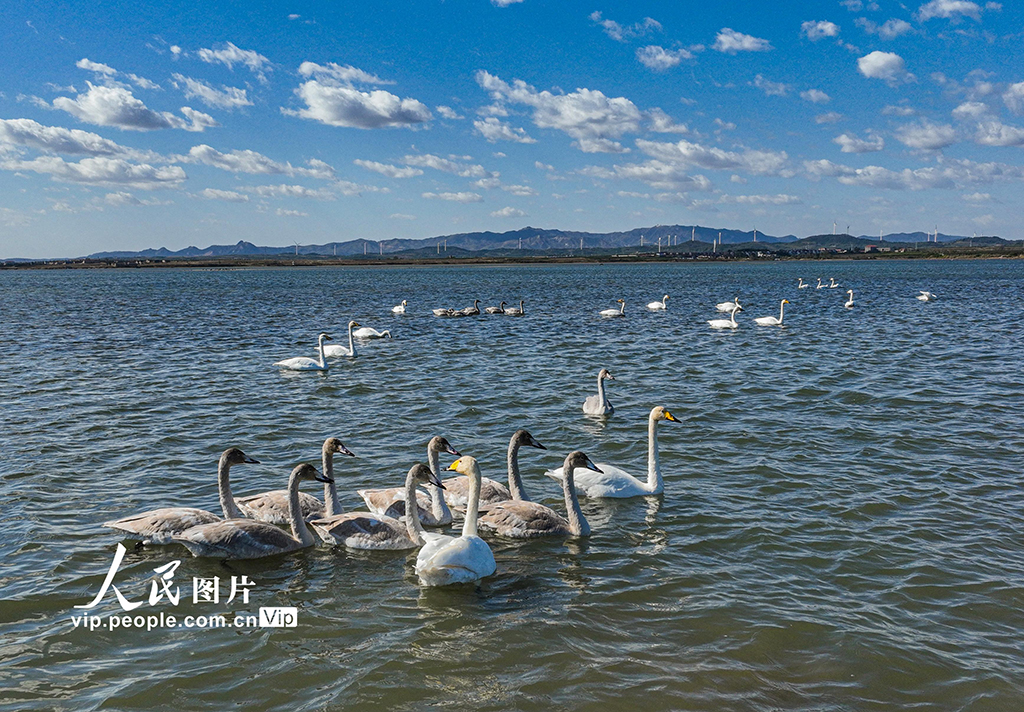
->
[[217, 456, 242, 519], [287, 471, 316, 546], [316, 336, 327, 368], [462, 466, 482, 538], [323, 448, 341, 517], [646, 415, 662, 493], [562, 465, 589, 537], [507, 438, 530, 502], [730, 308, 737, 326], [426, 445, 452, 521], [597, 373, 609, 412], [619, 301, 625, 315], [347, 324, 356, 357], [778, 301, 786, 323], [403, 471, 426, 545]]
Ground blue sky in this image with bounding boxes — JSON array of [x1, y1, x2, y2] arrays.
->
[[1, 0, 1022, 258]]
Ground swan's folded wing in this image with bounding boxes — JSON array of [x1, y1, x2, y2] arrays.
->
[[103, 507, 221, 544], [358, 487, 403, 515], [236, 490, 324, 523], [311, 512, 410, 549], [478, 501, 570, 538], [173, 520, 299, 559]]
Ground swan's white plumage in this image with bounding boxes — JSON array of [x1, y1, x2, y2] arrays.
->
[[392, 300, 407, 314], [323, 321, 360, 357], [708, 306, 740, 329], [715, 297, 742, 312], [845, 289, 855, 308], [647, 295, 669, 311], [600, 299, 625, 317], [754, 299, 789, 326], [275, 332, 331, 371], [352, 326, 390, 339], [917, 291, 936, 301]]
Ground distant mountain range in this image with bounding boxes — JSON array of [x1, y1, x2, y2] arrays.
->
[[72, 224, 1007, 260]]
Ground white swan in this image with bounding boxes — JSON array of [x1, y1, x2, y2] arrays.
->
[[503, 300, 525, 317], [323, 321, 360, 358], [647, 295, 669, 311], [582, 368, 615, 416], [173, 464, 331, 559], [358, 436, 459, 526], [754, 299, 790, 326], [798, 278, 809, 289], [716, 296, 742, 313], [311, 464, 442, 550], [917, 291, 937, 302], [485, 301, 506, 314], [275, 332, 331, 371], [235, 438, 354, 524], [352, 326, 391, 339], [415, 457, 497, 586], [708, 305, 740, 329], [545, 406, 679, 498], [845, 289, 855, 308], [829, 278, 840, 288], [432, 307, 454, 317], [600, 299, 625, 317], [392, 300, 407, 314], [102, 448, 258, 544], [457, 299, 481, 317], [442, 430, 542, 507], [816, 278, 825, 289], [478, 451, 598, 539]]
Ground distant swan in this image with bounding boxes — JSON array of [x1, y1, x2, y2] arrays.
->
[[323, 321, 360, 357], [647, 295, 669, 311], [432, 307, 454, 317], [457, 299, 481, 317], [359, 436, 459, 527], [311, 464, 442, 550], [173, 464, 332, 559], [503, 300, 525, 317], [798, 278, 809, 289], [352, 326, 391, 339], [235, 438, 354, 524], [478, 451, 599, 539], [485, 301, 506, 314], [102, 448, 258, 544], [545, 406, 679, 498], [600, 299, 625, 317], [754, 299, 789, 326], [845, 289, 855, 308], [582, 368, 615, 416], [816, 278, 825, 289], [415, 457, 497, 586], [716, 297, 742, 313], [392, 300, 407, 314], [708, 305, 740, 329], [275, 332, 331, 371], [829, 278, 840, 288], [917, 291, 936, 301]]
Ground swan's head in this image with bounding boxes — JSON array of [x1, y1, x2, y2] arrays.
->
[[564, 450, 602, 474], [513, 429, 546, 450], [410, 463, 444, 489], [221, 448, 260, 466], [447, 456, 479, 476], [324, 438, 355, 458], [293, 463, 332, 484], [651, 406, 680, 423], [402, 300, 407, 306], [348, 321, 360, 329], [663, 295, 670, 300], [782, 299, 790, 305], [598, 368, 614, 381], [847, 289, 853, 294], [617, 299, 624, 304], [429, 436, 461, 458], [318, 332, 333, 342]]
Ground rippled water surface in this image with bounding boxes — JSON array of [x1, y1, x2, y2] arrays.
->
[[2, 259, 1023, 711]]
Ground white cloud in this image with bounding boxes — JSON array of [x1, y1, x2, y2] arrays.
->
[[801, 21, 840, 41], [473, 117, 536, 143], [502, 184, 538, 196], [815, 111, 844, 124], [297, 62, 393, 85], [196, 188, 249, 202], [389, 213, 416, 219], [289, 80, 431, 129], [580, 159, 713, 191], [50, 83, 217, 132], [916, 0, 982, 22], [857, 51, 914, 85], [104, 191, 169, 206], [589, 12, 662, 42], [76, 58, 117, 76], [1003, 82, 1024, 115], [276, 208, 308, 217], [714, 118, 736, 131], [422, 191, 483, 203], [894, 120, 957, 149], [492, 0, 523, 6], [648, 108, 688, 134], [0, 118, 159, 161], [752, 74, 789, 97], [720, 193, 801, 205], [402, 153, 493, 178], [962, 191, 991, 202], [474, 177, 502, 189], [491, 206, 526, 217], [0, 155, 186, 188], [882, 105, 916, 116], [247, 184, 337, 200], [636, 46, 692, 71], [535, 161, 555, 171], [181, 144, 334, 178], [834, 132, 885, 152], [436, 105, 463, 119], [804, 156, 1024, 190], [179, 107, 219, 132], [952, 101, 990, 119], [197, 42, 271, 80], [574, 137, 629, 153], [353, 159, 423, 178], [171, 74, 252, 110], [713, 28, 772, 54], [637, 138, 790, 176], [856, 18, 913, 39], [801, 89, 831, 103], [974, 120, 1024, 146]]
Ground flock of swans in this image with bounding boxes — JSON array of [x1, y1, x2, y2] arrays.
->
[[431, 299, 526, 318], [102, 392, 679, 586]]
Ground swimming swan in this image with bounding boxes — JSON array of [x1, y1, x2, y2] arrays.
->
[[600, 299, 625, 317], [478, 451, 599, 539], [582, 368, 615, 416], [485, 301, 507, 314], [275, 333, 331, 371], [352, 326, 391, 339], [392, 300, 407, 314], [798, 278, 809, 289], [716, 297, 742, 313], [432, 307, 455, 317], [457, 299, 481, 317], [359, 436, 460, 526], [235, 438, 354, 524], [829, 278, 840, 288], [754, 299, 789, 326], [311, 464, 443, 550], [647, 295, 669, 311], [323, 321, 361, 358], [441, 430, 544, 506], [845, 289, 855, 308], [102, 448, 258, 544], [173, 464, 331, 559], [503, 300, 525, 317], [544, 406, 679, 498], [917, 291, 936, 302], [415, 457, 497, 586], [708, 305, 740, 329], [816, 278, 825, 289]]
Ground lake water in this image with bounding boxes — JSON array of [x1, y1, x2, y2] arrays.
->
[[1, 259, 1022, 711]]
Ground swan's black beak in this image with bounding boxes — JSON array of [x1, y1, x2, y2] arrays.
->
[[530, 437, 547, 450], [426, 470, 445, 489], [583, 455, 602, 473], [244, 456, 260, 464], [315, 473, 334, 484], [337, 443, 356, 457], [323, 334, 333, 341], [446, 445, 461, 457]]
